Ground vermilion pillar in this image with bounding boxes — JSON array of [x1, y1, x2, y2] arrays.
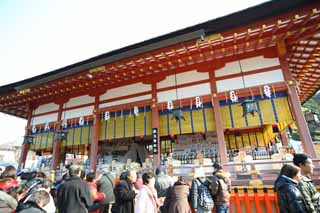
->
[[51, 103, 64, 171], [278, 40, 317, 158], [90, 96, 100, 172], [152, 83, 161, 167], [209, 71, 228, 166], [18, 105, 33, 171]]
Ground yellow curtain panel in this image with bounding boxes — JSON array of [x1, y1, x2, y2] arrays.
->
[[159, 106, 216, 136], [62, 125, 92, 147], [99, 111, 152, 140], [30, 131, 55, 150]]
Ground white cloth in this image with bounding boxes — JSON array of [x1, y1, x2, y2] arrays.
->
[[37, 188, 56, 213]]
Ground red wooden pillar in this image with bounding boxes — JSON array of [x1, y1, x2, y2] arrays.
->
[[209, 71, 228, 166], [152, 83, 161, 167], [278, 40, 317, 158], [18, 105, 33, 171], [51, 103, 64, 171], [90, 96, 100, 172]]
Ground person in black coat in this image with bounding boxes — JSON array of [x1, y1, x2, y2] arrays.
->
[[57, 165, 93, 213], [111, 170, 138, 213], [274, 164, 307, 213], [97, 169, 115, 213]]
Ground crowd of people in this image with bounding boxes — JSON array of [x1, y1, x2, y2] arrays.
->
[[0, 153, 318, 213]]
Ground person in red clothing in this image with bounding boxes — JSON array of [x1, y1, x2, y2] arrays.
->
[[0, 166, 18, 190], [86, 172, 106, 213]]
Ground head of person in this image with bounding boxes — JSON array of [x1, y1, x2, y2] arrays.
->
[[280, 164, 302, 182], [28, 190, 50, 208], [40, 179, 52, 192], [155, 167, 166, 176], [1, 166, 16, 179], [142, 172, 155, 187], [86, 172, 96, 183], [68, 165, 81, 177], [36, 172, 46, 179], [127, 170, 137, 184], [293, 153, 314, 175], [213, 163, 222, 172]]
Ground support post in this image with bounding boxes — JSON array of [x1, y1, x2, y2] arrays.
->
[[51, 103, 64, 173], [277, 40, 317, 158], [90, 96, 100, 172], [151, 83, 161, 167], [18, 105, 33, 171], [209, 71, 228, 166]]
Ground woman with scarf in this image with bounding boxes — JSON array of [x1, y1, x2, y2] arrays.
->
[[135, 172, 161, 213]]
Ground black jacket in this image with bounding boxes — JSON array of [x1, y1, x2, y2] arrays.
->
[[111, 179, 136, 213], [275, 175, 307, 213], [16, 201, 46, 213], [97, 173, 115, 204], [57, 174, 93, 213]]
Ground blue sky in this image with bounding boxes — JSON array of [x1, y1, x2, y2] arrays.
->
[[0, 0, 267, 145]]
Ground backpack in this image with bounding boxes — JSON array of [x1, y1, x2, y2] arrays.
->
[[196, 178, 214, 211]]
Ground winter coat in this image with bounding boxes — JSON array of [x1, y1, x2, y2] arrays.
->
[[191, 178, 212, 212], [0, 190, 17, 211], [57, 174, 93, 213], [298, 175, 320, 213], [16, 201, 46, 213], [0, 178, 18, 191], [87, 182, 105, 202], [274, 175, 307, 213], [97, 173, 115, 204], [155, 172, 172, 197], [135, 185, 158, 213], [111, 179, 136, 213], [211, 170, 231, 206], [163, 182, 191, 213]]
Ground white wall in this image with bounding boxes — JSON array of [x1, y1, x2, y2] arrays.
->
[[65, 95, 95, 108], [216, 70, 284, 92], [243, 70, 284, 87], [99, 94, 152, 108], [32, 113, 58, 125], [34, 103, 59, 115], [215, 56, 280, 77], [100, 83, 151, 101], [63, 106, 94, 120], [157, 83, 211, 102], [157, 70, 209, 89]]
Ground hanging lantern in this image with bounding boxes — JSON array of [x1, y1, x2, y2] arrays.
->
[[23, 135, 35, 145], [172, 107, 185, 122], [55, 130, 68, 141], [234, 128, 241, 137], [104, 111, 110, 120], [272, 124, 279, 133], [195, 96, 203, 108], [133, 106, 139, 116], [241, 99, 258, 117], [200, 131, 206, 140]]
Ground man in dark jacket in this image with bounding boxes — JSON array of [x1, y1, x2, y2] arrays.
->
[[97, 168, 115, 213], [57, 165, 93, 213], [111, 170, 138, 213], [293, 154, 320, 213]]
